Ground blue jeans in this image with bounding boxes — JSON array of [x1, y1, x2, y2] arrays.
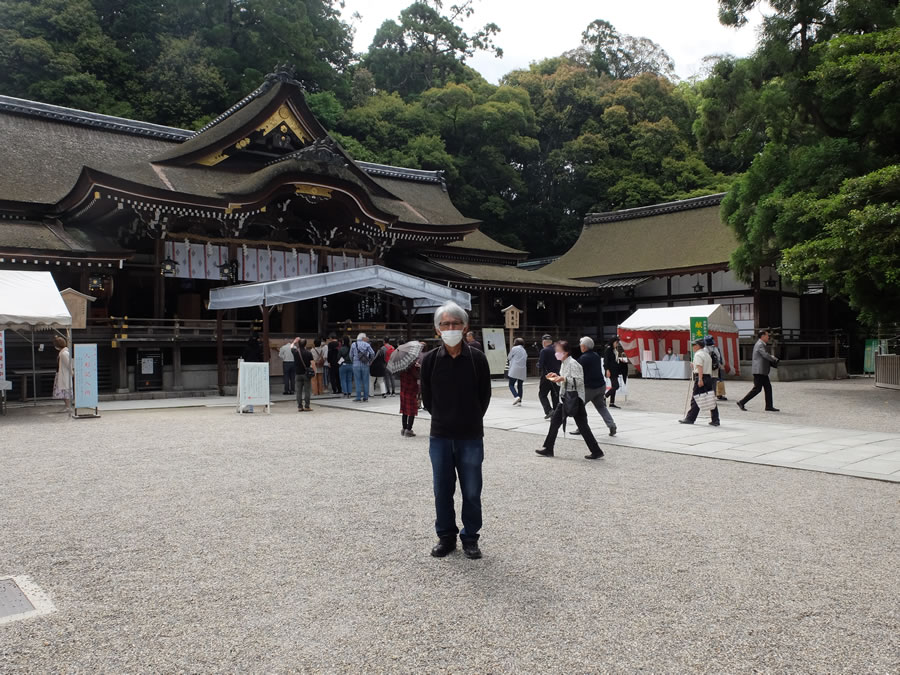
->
[[428, 437, 484, 542], [339, 363, 354, 395], [352, 363, 370, 400], [508, 377, 523, 399]]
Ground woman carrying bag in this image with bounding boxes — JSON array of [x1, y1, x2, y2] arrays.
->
[[535, 341, 604, 460]]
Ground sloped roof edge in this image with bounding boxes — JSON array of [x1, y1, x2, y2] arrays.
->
[[585, 193, 727, 225], [0, 95, 192, 141]]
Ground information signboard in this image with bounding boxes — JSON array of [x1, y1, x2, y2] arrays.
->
[[481, 328, 508, 376], [689, 316, 709, 342], [237, 359, 271, 414], [74, 343, 100, 417]]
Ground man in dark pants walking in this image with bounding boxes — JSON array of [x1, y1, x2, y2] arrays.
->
[[570, 336, 617, 437], [537, 334, 560, 419], [737, 329, 780, 411], [679, 337, 721, 426], [422, 301, 492, 560]]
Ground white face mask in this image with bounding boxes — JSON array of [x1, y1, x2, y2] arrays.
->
[[441, 330, 463, 347]]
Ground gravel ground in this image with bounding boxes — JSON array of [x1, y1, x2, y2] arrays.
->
[[1, 404, 898, 673], [606, 376, 900, 433]]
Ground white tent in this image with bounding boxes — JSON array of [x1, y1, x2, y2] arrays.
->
[[0, 271, 72, 409], [618, 304, 741, 376], [0, 271, 72, 329], [209, 265, 471, 311], [619, 304, 738, 333]]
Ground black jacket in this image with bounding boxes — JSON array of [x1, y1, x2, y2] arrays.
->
[[577, 350, 605, 389], [538, 345, 561, 376], [603, 346, 617, 376], [422, 343, 491, 439]]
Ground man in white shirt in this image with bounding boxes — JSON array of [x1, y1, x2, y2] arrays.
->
[[278, 340, 296, 395], [679, 337, 720, 427]]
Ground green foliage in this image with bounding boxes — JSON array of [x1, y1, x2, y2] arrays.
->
[[780, 166, 900, 324], [0, 0, 355, 127], [709, 2, 900, 325], [363, 0, 502, 99], [580, 19, 676, 81]]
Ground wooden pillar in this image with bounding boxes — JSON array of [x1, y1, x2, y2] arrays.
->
[[405, 298, 413, 342], [172, 344, 183, 391], [752, 269, 761, 328], [154, 238, 165, 319], [116, 345, 129, 393], [216, 310, 225, 395], [480, 291, 488, 330], [559, 297, 567, 331], [707, 271, 714, 302], [261, 305, 270, 362], [666, 276, 673, 307]]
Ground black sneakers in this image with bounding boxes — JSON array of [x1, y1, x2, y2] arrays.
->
[[609, 426, 617, 437], [462, 540, 482, 559], [535, 448, 554, 457], [430, 537, 456, 558]]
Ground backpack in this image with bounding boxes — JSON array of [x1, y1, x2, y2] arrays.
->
[[351, 341, 375, 366], [709, 347, 720, 372]]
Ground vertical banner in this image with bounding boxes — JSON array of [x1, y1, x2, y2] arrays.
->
[[285, 250, 299, 278], [237, 359, 271, 414], [74, 343, 100, 416], [0, 329, 6, 381], [481, 327, 509, 376], [690, 316, 708, 343]]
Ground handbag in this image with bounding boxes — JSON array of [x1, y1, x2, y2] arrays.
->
[[693, 390, 718, 411], [298, 349, 315, 379], [716, 381, 726, 397], [561, 377, 584, 433]]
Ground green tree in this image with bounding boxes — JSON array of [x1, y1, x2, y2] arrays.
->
[[580, 19, 676, 81], [710, 0, 900, 325], [363, 0, 502, 99]]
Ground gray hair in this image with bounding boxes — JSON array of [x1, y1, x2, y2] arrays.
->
[[356, 332, 367, 341], [580, 336, 594, 350], [433, 301, 468, 330]]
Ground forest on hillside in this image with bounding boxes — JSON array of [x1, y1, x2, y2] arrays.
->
[[0, 0, 897, 323]]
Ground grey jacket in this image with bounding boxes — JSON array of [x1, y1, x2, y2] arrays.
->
[[751, 339, 778, 375]]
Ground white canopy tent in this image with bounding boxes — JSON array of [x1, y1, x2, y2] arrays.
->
[[0, 271, 72, 329], [619, 304, 739, 334], [208, 265, 471, 312], [0, 271, 72, 410], [618, 304, 741, 376]]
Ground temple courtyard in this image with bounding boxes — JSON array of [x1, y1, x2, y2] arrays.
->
[[1, 378, 898, 672]]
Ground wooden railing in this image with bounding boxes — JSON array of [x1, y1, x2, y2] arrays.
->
[[81, 317, 260, 342]]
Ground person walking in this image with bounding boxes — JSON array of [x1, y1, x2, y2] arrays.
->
[[370, 340, 389, 398], [679, 337, 721, 426], [399, 348, 423, 437], [537, 334, 560, 419], [338, 336, 354, 398], [571, 336, 617, 437], [383, 339, 396, 396], [617, 341, 630, 391], [279, 339, 296, 395], [326, 335, 342, 394], [535, 341, 605, 460], [737, 329, 780, 412], [603, 337, 622, 408], [507, 337, 527, 405], [705, 336, 727, 401], [292, 338, 316, 412], [465, 332, 483, 351], [350, 332, 376, 402], [52, 335, 73, 413], [422, 301, 491, 560]]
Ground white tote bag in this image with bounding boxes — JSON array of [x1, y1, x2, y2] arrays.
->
[[693, 391, 717, 411]]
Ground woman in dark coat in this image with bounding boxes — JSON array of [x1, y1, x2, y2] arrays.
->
[[399, 354, 422, 437], [603, 337, 621, 408]]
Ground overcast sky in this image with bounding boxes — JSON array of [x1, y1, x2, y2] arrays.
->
[[339, 0, 767, 82]]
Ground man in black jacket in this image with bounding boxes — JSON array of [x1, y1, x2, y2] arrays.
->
[[537, 334, 560, 419], [422, 301, 492, 560], [571, 336, 617, 436]]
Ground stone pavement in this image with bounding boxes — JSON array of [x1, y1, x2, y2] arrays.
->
[[15, 377, 899, 482], [316, 378, 900, 483]]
